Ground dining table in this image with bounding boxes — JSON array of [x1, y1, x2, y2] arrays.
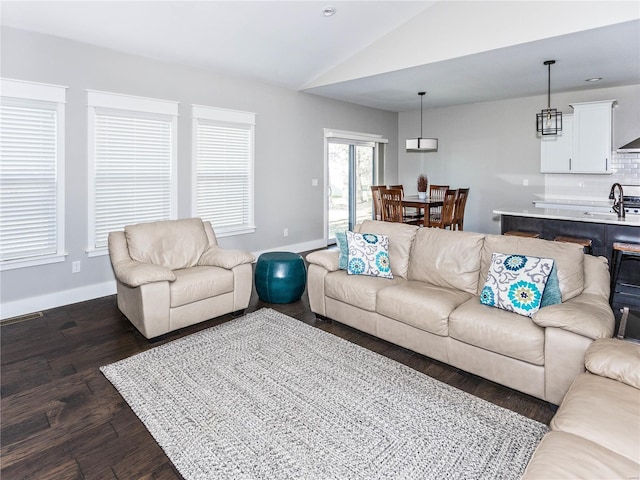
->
[[401, 195, 444, 227]]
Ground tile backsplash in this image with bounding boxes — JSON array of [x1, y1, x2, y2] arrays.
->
[[544, 152, 640, 200]]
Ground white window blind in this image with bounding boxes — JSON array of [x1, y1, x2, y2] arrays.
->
[[0, 79, 66, 270], [87, 91, 178, 253], [193, 105, 255, 236]]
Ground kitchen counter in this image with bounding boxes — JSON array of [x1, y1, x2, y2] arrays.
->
[[494, 208, 640, 261], [493, 208, 640, 226]]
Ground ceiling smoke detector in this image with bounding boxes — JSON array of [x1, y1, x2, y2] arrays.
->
[[322, 6, 336, 17]]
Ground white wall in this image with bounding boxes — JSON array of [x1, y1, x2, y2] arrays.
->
[[398, 84, 640, 234], [0, 27, 398, 318]]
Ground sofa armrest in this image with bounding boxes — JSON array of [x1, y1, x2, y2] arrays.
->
[[585, 338, 640, 389], [532, 293, 614, 340], [112, 259, 175, 287], [306, 250, 340, 272], [198, 246, 255, 269]]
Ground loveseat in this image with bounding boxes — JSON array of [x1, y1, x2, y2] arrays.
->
[[306, 220, 614, 405], [522, 338, 640, 479], [108, 217, 255, 339]]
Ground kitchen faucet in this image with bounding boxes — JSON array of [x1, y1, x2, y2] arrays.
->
[[609, 183, 625, 219]]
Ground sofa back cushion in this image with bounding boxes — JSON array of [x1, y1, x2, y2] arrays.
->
[[480, 234, 585, 301], [125, 218, 209, 270], [355, 220, 418, 279], [408, 228, 485, 294]]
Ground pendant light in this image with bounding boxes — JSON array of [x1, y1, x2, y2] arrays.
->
[[536, 60, 562, 135], [406, 92, 438, 152]]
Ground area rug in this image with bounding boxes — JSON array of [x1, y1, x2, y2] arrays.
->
[[101, 308, 547, 479]]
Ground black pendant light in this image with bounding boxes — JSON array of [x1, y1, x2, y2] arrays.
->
[[406, 92, 438, 152], [536, 60, 562, 135]]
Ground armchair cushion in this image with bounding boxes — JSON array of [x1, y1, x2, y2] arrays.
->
[[198, 246, 255, 269], [125, 218, 209, 270], [585, 338, 640, 389]]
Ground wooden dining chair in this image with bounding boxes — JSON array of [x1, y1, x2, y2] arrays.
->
[[429, 184, 450, 224], [453, 188, 469, 231], [430, 189, 457, 229], [370, 185, 385, 221], [380, 188, 404, 223], [389, 184, 423, 223]]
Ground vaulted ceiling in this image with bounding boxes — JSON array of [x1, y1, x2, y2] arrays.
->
[[2, 1, 639, 111]]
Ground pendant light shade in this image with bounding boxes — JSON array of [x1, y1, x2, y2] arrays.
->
[[536, 60, 562, 136], [406, 92, 438, 152]]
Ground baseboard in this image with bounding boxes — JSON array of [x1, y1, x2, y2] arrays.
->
[[0, 238, 328, 321], [1, 280, 117, 321]]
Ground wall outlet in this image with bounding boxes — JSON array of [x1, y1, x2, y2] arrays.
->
[[523, 179, 529, 186], [283, 228, 289, 237], [311, 178, 319, 187], [72, 261, 81, 273]]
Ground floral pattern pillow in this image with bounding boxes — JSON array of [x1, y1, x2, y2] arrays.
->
[[480, 253, 554, 317], [346, 231, 393, 278]]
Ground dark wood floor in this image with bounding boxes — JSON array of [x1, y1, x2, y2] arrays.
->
[[1, 279, 555, 479]]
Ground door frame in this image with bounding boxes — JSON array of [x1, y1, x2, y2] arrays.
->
[[323, 128, 388, 245]]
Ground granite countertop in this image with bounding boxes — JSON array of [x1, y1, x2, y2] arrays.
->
[[493, 208, 640, 226]]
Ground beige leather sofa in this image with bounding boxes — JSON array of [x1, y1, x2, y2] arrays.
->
[[523, 338, 640, 479], [306, 220, 614, 405], [108, 218, 255, 339]]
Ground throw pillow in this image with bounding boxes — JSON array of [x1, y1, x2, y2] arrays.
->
[[540, 263, 562, 307], [335, 231, 348, 270], [480, 253, 554, 317], [346, 231, 393, 278]]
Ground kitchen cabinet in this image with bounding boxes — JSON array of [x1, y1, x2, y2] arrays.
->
[[540, 99, 615, 174], [540, 115, 572, 173]]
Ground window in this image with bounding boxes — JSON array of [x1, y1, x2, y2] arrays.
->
[[0, 79, 66, 270], [87, 91, 178, 254], [192, 105, 255, 237]]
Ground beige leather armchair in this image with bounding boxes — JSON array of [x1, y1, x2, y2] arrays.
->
[[108, 218, 255, 339]]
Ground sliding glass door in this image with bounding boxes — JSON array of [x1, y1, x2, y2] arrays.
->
[[327, 140, 375, 242]]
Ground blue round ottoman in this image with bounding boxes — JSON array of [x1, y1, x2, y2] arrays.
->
[[255, 252, 306, 304]]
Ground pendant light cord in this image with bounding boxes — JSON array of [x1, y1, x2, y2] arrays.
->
[[418, 91, 426, 137]]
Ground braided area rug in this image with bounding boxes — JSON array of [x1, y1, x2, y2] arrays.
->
[[101, 308, 547, 479]]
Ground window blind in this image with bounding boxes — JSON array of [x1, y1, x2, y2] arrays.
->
[[0, 101, 58, 262], [195, 118, 254, 235], [92, 111, 173, 249]]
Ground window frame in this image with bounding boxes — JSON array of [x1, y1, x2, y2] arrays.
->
[[191, 104, 256, 237], [0, 78, 66, 271], [86, 90, 178, 256]]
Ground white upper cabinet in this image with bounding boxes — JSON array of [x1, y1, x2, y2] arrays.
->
[[541, 115, 572, 173], [540, 100, 615, 174]]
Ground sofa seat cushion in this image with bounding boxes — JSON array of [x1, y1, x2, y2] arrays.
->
[[376, 282, 472, 336], [448, 298, 545, 365], [522, 431, 640, 480], [325, 270, 401, 312], [551, 372, 640, 463], [170, 266, 234, 308]]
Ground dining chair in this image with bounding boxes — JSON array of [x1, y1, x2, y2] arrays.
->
[[389, 184, 423, 223], [380, 188, 404, 223], [453, 188, 469, 231], [370, 185, 385, 221], [430, 189, 457, 229], [429, 184, 450, 224]]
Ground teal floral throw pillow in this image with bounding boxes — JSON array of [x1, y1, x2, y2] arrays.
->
[[480, 253, 554, 317], [346, 231, 393, 278], [335, 231, 348, 270]]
